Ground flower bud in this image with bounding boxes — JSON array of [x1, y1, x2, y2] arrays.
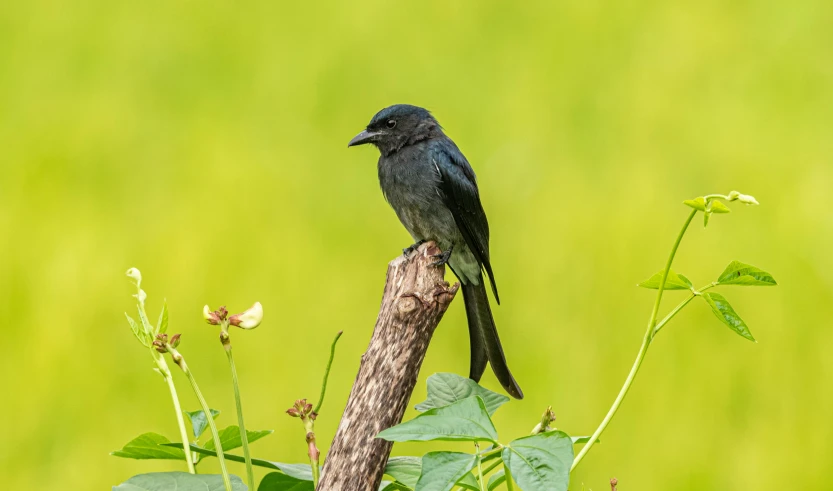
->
[[727, 190, 759, 205], [304, 403, 313, 415], [126, 268, 142, 287], [229, 302, 263, 330], [286, 407, 301, 417], [153, 340, 167, 353], [170, 333, 182, 348]]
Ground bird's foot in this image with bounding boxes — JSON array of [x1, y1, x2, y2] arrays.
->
[[431, 245, 454, 267], [403, 239, 427, 258]]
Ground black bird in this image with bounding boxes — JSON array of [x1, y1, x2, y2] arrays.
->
[[348, 104, 523, 399]]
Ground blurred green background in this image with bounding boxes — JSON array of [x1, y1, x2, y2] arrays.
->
[[1, 0, 831, 489]]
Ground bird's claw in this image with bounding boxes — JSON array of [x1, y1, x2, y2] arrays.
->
[[403, 239, 427, 258], [430, 245, 453, 267]]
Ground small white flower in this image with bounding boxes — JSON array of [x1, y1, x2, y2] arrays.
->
[[229, 302, 263, 330]]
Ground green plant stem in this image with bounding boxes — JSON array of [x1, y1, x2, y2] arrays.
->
[[304, 417, 320, 488], [159, 357, 196, 474], [504, 465, 515, 491], [652, 283, 716, 336], [479, 445, 504, 463], [181, 358, 233, 491], [571, 209, 697, 472], [476, 460, 502, 480], [314, 330, 343, 414], [474, 443, 487, 491], [225, 346, 254, 491]]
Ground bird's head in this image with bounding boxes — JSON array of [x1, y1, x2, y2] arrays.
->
[[348, 104, 442, 156]]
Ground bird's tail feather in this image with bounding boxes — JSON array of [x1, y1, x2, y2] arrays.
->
[[462, 280, 524, 399]]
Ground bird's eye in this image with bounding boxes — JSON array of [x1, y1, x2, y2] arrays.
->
[[386, 119, 396, 129]]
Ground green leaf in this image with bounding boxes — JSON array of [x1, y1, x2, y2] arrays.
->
[[502, 431, 574, 491], [381, 482, 413, 491], [257, 472, 313, 491], [716, 261, 777, 286], [415, 373, 510, 416], [204, 425, 273, 453], [113, 472, 246, 491], [414, 452, 477, 491], [684, 197, 707, 211], [183, 409, 220, 440], [637, 269, 693, 290], [137, 305, 154, 338], [455, 473, 480, 491], [157, 300, 169, 334], [385, 457, 422, 488], [125, 313, 150, 347], [487, 470, 506, 490], [702, 293, 756, 341], [110, 432, 186, 460], [377, 396, 498, 444], [709, 200, 731, 213], [160, 443, 313, 474]]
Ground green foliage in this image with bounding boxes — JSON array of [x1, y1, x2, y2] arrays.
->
[[204, 426, 273, 453], [384, 457, 422, 488], [637, 269, 693, 290], [257, 472, 314, 491], [378, 396, 499, 444], [184, 409, 221, 440], [716, 261, 777, 286], [113, 472, 246, 491], [702, 292, 756, 341], [111, 433, 185, 461], [415, 373, 510, 416], [414, 452, 477, 491], [502, 432, 574, 491], [157, 300, 169, 334]]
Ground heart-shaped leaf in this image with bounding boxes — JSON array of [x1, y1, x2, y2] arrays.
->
[[415, 373, 509, 416], [415, 452, 477, 491], [702, 293, 756, 341], [637, 269, 693, 290], [502, 431, 573, 491], [184, 409, 220, 440], [378, 396, 498, 444], [716, 261, 777, 286], [111, 433, 186, 461], [113, 472, 246, 491]]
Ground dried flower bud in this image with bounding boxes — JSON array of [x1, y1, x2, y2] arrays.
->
[[203, 305, 220, 325], [309, 412, 317, 421], [170, 333, 182, 348], [286, 407, 301, 417], [610, 478, 618, 491], [229, 302, 263, 330]]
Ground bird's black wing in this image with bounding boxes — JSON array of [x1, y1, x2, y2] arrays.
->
[[430, 140, 500, 303]]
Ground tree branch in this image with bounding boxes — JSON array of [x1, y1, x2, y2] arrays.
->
[[318, 241, 459, 491]]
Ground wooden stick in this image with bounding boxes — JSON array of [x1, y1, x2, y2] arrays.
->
[[318, 241, 459, 491]]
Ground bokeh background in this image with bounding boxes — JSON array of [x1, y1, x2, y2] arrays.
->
[[2, 1, 831, 489]]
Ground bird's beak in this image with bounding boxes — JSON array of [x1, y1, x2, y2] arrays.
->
[[348, 129, 380, 147]]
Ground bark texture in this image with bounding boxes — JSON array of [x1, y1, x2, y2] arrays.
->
[[318, 242, 459, 491]]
